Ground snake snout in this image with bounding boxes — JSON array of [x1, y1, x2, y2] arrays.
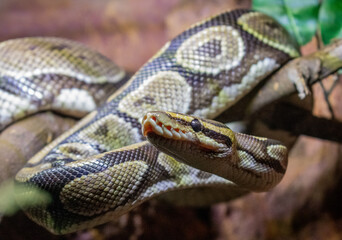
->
[[142, 111, 192, 140]]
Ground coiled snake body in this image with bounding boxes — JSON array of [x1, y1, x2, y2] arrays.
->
[[2, 9, 300, 234]]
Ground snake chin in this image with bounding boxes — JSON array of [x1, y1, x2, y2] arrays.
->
[[145, 131, 199, 161]]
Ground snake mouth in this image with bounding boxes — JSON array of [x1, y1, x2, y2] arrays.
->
[[141, 112, 228, 152], [142, 112, 193, 141]]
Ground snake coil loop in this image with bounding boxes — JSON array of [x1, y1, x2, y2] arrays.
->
[[0, 9, 299, 234]]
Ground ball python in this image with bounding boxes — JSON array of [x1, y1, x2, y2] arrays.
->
[[0, 37, 126, 131], [2, 9, 300, 234]]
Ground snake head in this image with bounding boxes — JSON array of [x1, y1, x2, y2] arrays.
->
[[142, 111, 288, 192], [142, 111, 238, 175]]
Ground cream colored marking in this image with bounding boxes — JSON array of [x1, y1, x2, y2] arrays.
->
[[118, 71, 192, 120], [194, 58, 279, 118], [157, 153, 223, 187], [237, 12, 299, 58], [1, 67, 124, 84], [15, 111, 98, 177], [62, 142, 151, 169], [237, 150, 271, 173], [197, 134, 227, 150], [57, 142, 100, 160], [167, 112, 193, 123], [254, 136, 268, 141], [0, 89, 38, 125], [201, 120, 234, 138], [266, 145, 287, 162], [15, 162, 53, 182], [156, 153, 223, 185], [273, 82, 279, 91], [140, 153, 182, 198], [0, 38, 125, 84], [61, 151, 232, 233], [140, 153, 231, 200], [78, 114, 141, 150], [196, 119, 234, 150], [176, 26, 245, 75], [157, 153, 190, 177], [53, 88, 97, 112], [60, 161, 148, 216]]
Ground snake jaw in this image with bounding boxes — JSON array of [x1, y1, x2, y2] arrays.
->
[[142, 112, 194, 141], [142, 111, 230, 153]]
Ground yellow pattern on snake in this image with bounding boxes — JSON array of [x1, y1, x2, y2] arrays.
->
[[6, 9, 299, 234]]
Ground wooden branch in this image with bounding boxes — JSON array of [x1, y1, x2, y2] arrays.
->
[[0, 112, 76, 182], [248, 39, 342, 115], [256, 102, 342, 143]]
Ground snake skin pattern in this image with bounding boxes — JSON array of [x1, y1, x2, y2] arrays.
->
[[0, 37, 126, 130], [11, 9, 299, 234], [142, 111, 288, 191]]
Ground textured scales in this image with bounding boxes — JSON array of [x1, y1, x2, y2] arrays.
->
[[0, 37, 126, 130], [142, 111, 287, 191], [12, 9, 299, 234]]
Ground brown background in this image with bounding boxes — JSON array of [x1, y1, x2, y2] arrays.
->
[[0, 0, 341, 239]]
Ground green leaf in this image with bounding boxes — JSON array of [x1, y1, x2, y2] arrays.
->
[[253, 0, 320, 46], [319, 0, 342, 45], [0, 180, 51, 216]]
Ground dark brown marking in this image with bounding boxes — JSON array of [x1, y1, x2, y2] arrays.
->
[[235, 165, 262, 179], [165, 113, 191, 126], [93, 122, 109, 137], [77, 55, 87, 60], [63, 146, 83, 156], [28, 45, 38, 51], [196, 39, 222, 58], [264, 21, 280, 30], [196, 171, 212, 179], [201, 118, 228, 128], [164, 113, 232, 147], [50, 44, 70, 51], [202, 128, 233, 148], [133, 95, 156, 107], [239, 148, 286, 174]]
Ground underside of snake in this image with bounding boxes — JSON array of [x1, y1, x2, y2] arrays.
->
[[1, 9, 301, 234]]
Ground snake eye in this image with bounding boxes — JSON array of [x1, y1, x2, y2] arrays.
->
[[190, 119, 202, 132]]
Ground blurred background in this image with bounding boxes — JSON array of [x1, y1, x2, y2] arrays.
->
[[0, 0, 341, 239], [0, 0, 250, 72]]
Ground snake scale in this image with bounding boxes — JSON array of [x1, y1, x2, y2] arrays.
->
[[1, 9, 301, 234]]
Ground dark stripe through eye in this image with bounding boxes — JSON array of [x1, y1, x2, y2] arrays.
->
[[190, 119, 202, 132]]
